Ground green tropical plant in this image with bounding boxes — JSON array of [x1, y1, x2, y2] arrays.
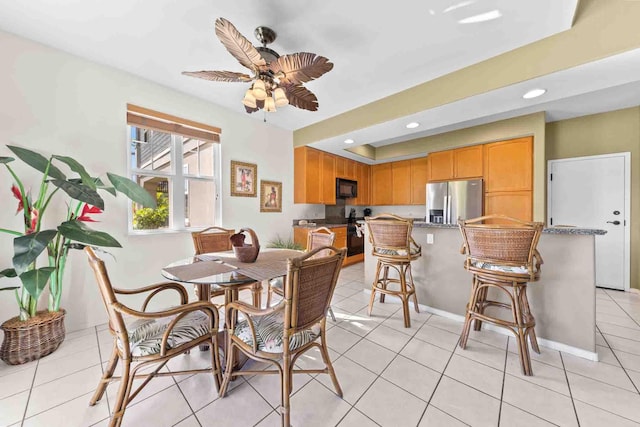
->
[[266, 234, 303, 250], [133, 192, 169, 229], [0, 145, 155, 320]]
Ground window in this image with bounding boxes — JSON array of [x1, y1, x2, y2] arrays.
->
[[127, 104, 221, 232]]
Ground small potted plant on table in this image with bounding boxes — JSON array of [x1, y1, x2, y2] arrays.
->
[[0, 145, 155, 365]]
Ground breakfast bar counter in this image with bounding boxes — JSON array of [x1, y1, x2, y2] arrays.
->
[[364, 222, 606, 359]]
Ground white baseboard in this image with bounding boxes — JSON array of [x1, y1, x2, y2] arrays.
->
[[363, 289, 599, 361]]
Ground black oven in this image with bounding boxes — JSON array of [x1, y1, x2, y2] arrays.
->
[[347, 224, 364, 256]]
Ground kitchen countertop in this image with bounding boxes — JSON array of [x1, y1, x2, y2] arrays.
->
[[293, 223, 349, 229], [412, 221, 607, 235]]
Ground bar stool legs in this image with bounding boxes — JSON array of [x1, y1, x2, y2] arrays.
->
[[367, 259, 419, 328], [459, 275, 540, 376]]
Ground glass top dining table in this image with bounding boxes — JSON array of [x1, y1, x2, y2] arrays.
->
[[161, 248, 302, 303]]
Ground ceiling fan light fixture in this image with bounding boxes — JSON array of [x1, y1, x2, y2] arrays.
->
[[274, 87, 289, 107], [242, 89, 257, 108], [252, 79, 267, 100], [264, 97, 277, 112]]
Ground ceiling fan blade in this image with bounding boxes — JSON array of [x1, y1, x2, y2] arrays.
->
[[182, 70, 253, 83], [244, 99, 264, 114], [283, 84, 319, 111], [215, 18, 266, 71], [271, 52, 333, 85]]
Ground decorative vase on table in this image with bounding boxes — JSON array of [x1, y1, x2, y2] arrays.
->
[[230, 228, 260, 263], [0, 145, 155, 365]]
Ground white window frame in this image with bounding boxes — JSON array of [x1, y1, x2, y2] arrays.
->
[[127, 128, 221, 234]]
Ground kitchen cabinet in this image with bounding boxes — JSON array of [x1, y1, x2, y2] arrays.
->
[[485, 191, 532, 221], [294, 146, 322, 204], [454, 145, 483, 179], [392, 160, 412, 205], [428, 145, 483, 182], [321, 151, 336, 205], [428, 150, 454, 181], [484, 137, 532, 192], [371, 163, 393, 205], [351, 162, 370, 206], [410, 157, 429, 205]]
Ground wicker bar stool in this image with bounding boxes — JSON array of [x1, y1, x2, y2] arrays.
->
[[458, 215, 544, 376], [365, 214, 422, 328]]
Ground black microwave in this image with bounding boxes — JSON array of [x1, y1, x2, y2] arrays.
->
[[336, 178, 357, 198]]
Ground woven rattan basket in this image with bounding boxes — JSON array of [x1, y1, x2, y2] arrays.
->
[[0, 309, 66, 365]]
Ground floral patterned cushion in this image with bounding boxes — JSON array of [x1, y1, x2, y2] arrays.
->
[[471, 261, 533, 275], [118, 310, 212, 357], [234, 311, 321, 353], [376, 247, 420, 256]]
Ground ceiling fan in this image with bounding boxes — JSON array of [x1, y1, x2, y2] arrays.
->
[[182, 18, 334, 114]]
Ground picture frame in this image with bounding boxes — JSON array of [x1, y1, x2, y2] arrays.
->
[[230, 160, 257, 197], [260, 180, 282, 213]]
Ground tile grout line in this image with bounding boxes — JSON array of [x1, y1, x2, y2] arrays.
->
[[93, 325, 113, 417], [415, 331, 463, 426], [559, 352, 581, 427], [19, 357, 39, 427], [596, 325, 640, 395], [601, 289, 640, 329], [497, 337, 509, 426]]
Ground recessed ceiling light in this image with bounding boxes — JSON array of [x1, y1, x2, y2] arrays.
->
[[344, 138, 354, 144], [406, 122, 420, 129], [522, 88, 547, 99], [458, 10, 502, 24]]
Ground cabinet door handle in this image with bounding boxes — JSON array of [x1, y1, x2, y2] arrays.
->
[[607, 220, 621, 225]]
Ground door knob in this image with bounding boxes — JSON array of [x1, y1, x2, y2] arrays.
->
[[607, 220, 621, 225]]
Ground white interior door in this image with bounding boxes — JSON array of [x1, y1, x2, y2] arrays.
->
[[548, 153, 630, 290]]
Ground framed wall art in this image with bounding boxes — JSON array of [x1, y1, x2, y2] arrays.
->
[[230, 160, 257, 197], [260, 180, 282, 212]]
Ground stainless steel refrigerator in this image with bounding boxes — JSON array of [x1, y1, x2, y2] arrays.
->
[[426, 179, 483, 224]]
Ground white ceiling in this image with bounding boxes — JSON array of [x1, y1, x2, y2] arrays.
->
[[0, 0, 578, 134]]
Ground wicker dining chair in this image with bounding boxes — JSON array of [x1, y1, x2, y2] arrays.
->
[[220, 246, 346, 427], [84, 247, 222, 427], [192, 226, 262, 307], [266, 227, 338, 321], [458, 215, 544, 376], [366, 214, 422, 327]]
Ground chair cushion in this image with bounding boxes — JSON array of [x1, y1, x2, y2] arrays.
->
[[234, 311, 320, 354], [119, 310, 211, 357], [376, 247, 420, 257], [471, 261, 533, 275]]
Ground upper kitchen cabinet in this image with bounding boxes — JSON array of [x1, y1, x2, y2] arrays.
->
[[453, 145, 483, 179], [321, 151, 336, 205], [294, 146, 322, 204], [336, 157, 357, 180], [410, 157, 429, 205], [428, 145, 483, 182], [484, 137, 532, 192], [371, 163, 393, 205], [352, 162, 370, 206], [427, 150, 454, 181], [392, 160, 412, 205]]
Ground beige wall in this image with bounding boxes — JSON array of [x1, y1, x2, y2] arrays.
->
[[546, 107, 640, 289]]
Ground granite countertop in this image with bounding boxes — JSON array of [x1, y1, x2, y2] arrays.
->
[[293, 223, 349, 229], [412, 221, 607, 235]]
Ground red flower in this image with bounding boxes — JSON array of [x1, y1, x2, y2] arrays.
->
[[27, 209, 38, 234], [77, 204, 102, 222], [11, 185, 23, 214]]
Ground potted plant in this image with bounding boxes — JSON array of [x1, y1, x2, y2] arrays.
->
[[0, 145, 155, 364]]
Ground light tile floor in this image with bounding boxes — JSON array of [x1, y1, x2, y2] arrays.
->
[[3, 264, 640, 426]]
